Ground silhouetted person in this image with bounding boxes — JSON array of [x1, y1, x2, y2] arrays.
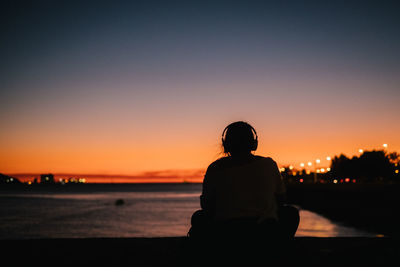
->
[[188, 121, 299, 264]]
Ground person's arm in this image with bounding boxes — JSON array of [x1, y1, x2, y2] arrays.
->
[[273, 161, 287, 208], [200, 166, 216, 217], [276, 191, 287, 208]]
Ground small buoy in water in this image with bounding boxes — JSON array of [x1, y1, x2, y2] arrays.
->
[[115, 199, 125, 206]]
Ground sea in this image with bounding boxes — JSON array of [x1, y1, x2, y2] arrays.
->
[[0, 183, 376, 239]]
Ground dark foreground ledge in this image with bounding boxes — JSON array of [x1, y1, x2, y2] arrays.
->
[[2, 237, 399, 267]]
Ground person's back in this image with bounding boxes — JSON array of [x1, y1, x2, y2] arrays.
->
[[202, 155, 285, 223]]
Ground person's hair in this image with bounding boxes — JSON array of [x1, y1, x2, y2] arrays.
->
[[221, 121, 258, 155]]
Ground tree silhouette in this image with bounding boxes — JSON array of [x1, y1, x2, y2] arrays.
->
[[330, 150, 396, 182]]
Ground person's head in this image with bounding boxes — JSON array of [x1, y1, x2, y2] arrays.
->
[[221, 121, 258, 156]]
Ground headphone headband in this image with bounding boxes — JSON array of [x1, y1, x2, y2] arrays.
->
[[221, 122, 258, 152]]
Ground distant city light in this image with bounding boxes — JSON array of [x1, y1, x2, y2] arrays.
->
[[289, 165, 294, 170], [299, 178, 304, 183], [327, 167, 331, 171], [359, 149, 363, 153], [307, 162, 312, 166], [300, 163, 305, 167], [333, 179, 338, 184], [316, 159, 321, 164], [383, 143, 388, 148], [326, 156, 331, 161], [396, 170, 399, 174]]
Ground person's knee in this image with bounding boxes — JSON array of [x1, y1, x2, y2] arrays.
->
[[191, 209, 213, 226], [278, 205, 300, 237]]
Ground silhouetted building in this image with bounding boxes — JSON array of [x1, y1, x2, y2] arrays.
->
[[0, 173, 21, 184], [40, 173, 55, 184]]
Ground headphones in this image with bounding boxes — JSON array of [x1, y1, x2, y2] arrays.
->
[[221, 122, 258, 152]]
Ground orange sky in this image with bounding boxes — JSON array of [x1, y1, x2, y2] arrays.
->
[[3, 115, 399, 183], [2, 1, 400, 182]]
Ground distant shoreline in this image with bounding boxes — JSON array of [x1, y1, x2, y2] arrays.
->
[[5, 171, 205, 184]]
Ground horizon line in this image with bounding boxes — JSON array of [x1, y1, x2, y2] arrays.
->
[[4, 169, 206, 183]]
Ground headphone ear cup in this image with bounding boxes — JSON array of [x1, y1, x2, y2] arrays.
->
[[222, 137, 228, 153], [252, 138, 258, 151]]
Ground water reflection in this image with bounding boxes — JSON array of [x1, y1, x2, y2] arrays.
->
[[296, 209, 377, 237], [0, 190, 379, 239]]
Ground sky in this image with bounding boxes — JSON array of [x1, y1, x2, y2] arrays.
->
[[1, 0, 400, 182]]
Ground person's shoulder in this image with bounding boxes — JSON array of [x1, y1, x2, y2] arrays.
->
[[206, 157, 231, 172], [254, 155, 276, 164], [253, 156, 280, 169]]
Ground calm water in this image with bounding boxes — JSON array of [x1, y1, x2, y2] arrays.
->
[[0, 184, 375, 239]]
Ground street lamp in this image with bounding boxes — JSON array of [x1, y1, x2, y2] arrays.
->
[[314, 159, 320, 183]]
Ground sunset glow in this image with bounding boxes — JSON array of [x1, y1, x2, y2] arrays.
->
[[2, 1, 400, 183]]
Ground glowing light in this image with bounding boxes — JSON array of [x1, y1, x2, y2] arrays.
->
[[352, 179, 356, 183], [316, 159, 321, 164], [289, 165, 294, 170], [299, 178, 304, 183], [333, 179, 338, 184], [307, 162, 312, 166], [326, 156, 331, 161], [280, 167, 285, 172], [345, 178, 350, 183], [358, 149, 363, 153], [320, 168, 325, 173], [395, 170, 399, 174], [383, 143, 388, 148], [327, 167, 331, 171], [300, 163, 305, 167]]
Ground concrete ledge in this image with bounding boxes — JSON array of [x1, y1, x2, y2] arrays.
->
[[2, 237, 399, 266]]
